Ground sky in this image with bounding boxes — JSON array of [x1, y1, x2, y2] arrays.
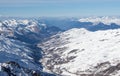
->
[[0, 0, 120, 17]]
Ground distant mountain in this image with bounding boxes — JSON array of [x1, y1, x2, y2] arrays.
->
[[37, 16, 120, 31], [79, 16, 120, 25]]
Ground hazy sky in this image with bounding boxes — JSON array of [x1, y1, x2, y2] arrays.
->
[[0, 0, 120, 17]]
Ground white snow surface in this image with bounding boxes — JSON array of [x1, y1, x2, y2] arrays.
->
[[39, 28, 120, 76]]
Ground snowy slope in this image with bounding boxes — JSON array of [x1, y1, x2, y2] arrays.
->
[[39, 28, 120, 76], [0, 19, 61, 76], [0, 33, 43, 75]]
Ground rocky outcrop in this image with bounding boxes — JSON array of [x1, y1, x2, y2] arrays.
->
[[0, 61, 41, 76]]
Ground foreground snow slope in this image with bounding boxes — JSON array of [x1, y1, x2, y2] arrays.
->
[[39, 28, 120, 76]]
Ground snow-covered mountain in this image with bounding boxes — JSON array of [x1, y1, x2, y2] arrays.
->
[[79, 16, 120, 25], [0, 19, 61, 76], [39, 28, 120, 76], [37, 16, 120, 31], [0, 19, 61, 43], [1, 16, 120, 76]]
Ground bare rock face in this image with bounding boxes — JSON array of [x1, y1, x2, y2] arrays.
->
[[0, 61, 41, 76]]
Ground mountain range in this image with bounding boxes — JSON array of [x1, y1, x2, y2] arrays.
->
[[0, 16, 120, 76]]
